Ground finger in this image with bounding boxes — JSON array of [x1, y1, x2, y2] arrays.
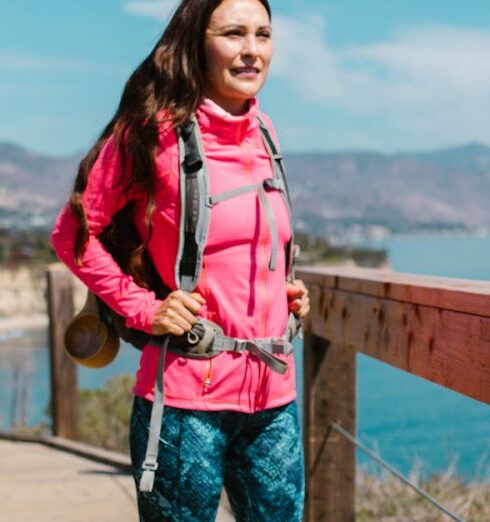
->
[[165, 307, 194, 333], [286, 284, 305, 298], [189, 292, 206, 304], [294, 279, 306, 290], [290, 292, 310, 312], [296, 302, 310, 318], [180, 293, 205, 314], [152, 317, 185, 337], [168, 289, 205, 304], [168, 300, 200, 327], [288, 298, 302, 312], [165, 322, 186, 336]]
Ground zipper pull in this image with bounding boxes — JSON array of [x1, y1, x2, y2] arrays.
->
[[203, 359, 213, 390]]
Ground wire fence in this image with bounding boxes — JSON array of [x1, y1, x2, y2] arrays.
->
[[330, 421, 466, 522]]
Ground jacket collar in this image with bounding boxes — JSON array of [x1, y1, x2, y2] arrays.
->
[[196, 97, 259, 144]]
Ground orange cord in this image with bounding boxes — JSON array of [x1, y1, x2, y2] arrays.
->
[[203, 358, 213, 390]]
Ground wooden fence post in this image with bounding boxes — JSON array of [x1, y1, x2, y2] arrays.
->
[[47, 265, 78, 439], [303, 330, 357, 521]]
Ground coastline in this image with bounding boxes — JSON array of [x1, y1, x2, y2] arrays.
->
[[0, 260, 392, 341], [0, 314, 48, 338], [0, 263, 86, 341], [354, 227, 489, 246]]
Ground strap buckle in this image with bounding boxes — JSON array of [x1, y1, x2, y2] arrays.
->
[[263, 178, 283, 192], [142, 461, 158, 472]]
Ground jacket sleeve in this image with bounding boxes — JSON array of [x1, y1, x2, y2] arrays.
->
[[50, 135, 162, 334]]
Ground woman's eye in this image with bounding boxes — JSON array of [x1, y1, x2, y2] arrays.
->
[[257, 31, 271, 39], [225, 30, 243, 37]]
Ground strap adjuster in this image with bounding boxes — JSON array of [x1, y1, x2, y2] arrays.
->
[[142, 461, 158, 472], [183, 154, 203, 173], [263, 178, 283, 191]]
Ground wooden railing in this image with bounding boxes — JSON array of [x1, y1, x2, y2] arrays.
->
[[47, 264, 490, 521], [297, 265, 490, 521]]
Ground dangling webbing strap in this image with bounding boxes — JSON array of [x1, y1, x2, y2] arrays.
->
[[139, 334, 169, 492]]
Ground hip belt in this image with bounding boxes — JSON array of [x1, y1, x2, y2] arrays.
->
[[164, 314, 301, 374]]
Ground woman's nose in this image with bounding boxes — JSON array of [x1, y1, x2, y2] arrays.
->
[[241, 34, 259, 57]]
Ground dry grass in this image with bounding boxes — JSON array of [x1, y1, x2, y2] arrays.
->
[[356, 460, 490, 521]]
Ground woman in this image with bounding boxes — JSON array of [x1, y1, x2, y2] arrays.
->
[[51, 0, 310, 520]]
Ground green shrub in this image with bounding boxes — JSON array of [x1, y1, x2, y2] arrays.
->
[[78, 374, 134, 453]]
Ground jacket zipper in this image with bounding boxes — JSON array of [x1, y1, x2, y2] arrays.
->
[[203, 358, 213, 390]]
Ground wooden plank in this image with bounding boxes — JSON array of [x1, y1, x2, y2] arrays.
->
[[307, 284, 490, 404], [303, 326, 356, 521], [47, 265, 78, 439], [297, 266, 490, 319]]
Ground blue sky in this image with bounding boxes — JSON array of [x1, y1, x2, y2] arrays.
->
[[1, 0, 490, 156]]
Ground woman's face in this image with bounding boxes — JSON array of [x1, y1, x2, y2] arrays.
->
[[203, 0, 272, 114]]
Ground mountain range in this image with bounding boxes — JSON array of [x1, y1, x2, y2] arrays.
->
[[1, 141, 490, 241]]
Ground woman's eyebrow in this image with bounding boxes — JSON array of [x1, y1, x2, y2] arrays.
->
[[214, 23, 272, 32]]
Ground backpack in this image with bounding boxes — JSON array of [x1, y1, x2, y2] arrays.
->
[[93, 114, 300, 357]]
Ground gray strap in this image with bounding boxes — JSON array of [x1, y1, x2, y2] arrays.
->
[[258, 185, 278, 271], [285, 312, 302, 342], [256, 115, 296, 280], [207, 182, 263, 207], [175, 117, 211, 293], [139, 334, 169, 492], [212, 336, 293, 354], [208, 180, 280, 271], [210, 335, 293, 374], [245, 343, 288, 374], [256, 115, 292, 214]]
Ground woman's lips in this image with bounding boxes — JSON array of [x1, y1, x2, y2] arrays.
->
[[231, 67, 260, 77]]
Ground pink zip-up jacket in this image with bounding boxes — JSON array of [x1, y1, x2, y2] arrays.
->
[[51, 97, 296, 413]]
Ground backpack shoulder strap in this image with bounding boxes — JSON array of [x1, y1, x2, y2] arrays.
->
[[256, 115, 293, 210], [175, 117, 211, 292], [256, 115, 296, 281]]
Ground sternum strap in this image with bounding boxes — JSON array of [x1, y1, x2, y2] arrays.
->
[[207, 178, 284, 271]]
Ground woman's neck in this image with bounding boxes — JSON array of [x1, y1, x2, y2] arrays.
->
[[201, 92, 250, 116]]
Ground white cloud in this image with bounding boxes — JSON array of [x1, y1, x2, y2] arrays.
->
[[272, 21, 490, 105], [272, 15, 342, 102], [123, 0, 177, 21], [271, 19, 490, 149]]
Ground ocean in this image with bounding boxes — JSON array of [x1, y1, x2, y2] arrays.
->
[[1, 233, 490, 481]]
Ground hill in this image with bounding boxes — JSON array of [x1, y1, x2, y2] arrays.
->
[[2, 141, 490, 241]]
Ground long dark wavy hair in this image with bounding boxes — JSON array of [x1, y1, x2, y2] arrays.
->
[[70, 0, 271, 286]]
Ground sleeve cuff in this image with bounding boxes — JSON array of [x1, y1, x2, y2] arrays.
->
[[124, 298, 163, 334]]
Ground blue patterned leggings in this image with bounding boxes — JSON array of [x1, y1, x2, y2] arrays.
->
[[129, 396, 304, 522]]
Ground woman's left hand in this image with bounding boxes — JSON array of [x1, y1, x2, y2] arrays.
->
[[286, 279, 310, 319]]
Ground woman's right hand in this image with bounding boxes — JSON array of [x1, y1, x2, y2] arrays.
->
[[151, 290, 206, 336]]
